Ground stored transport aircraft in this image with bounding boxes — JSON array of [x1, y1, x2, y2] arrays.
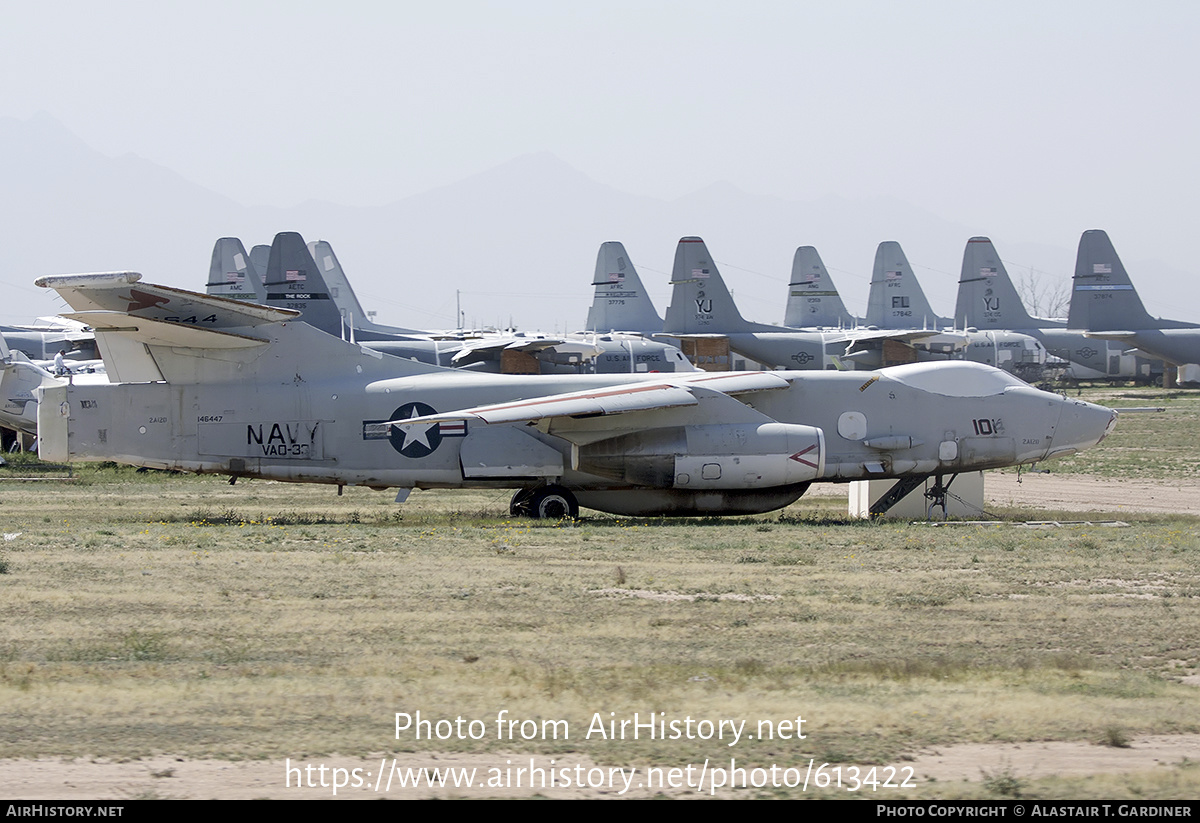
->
[[1069, 230, 1200, 370], [954, 235, 1164, 383], [34, 271, 1116, 518], [206, 232, 694, 375], [584, 240, 665, 339], [782, 246, 857, 329], [662, 237, 1043, 375]]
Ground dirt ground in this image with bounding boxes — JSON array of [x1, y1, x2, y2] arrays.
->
[[805, 470, 1200, 518], [985, 471, 1200, 517], [6, 733, 1200, 799], [0, 753, 684, 800], [6, 471, 1199, 800]]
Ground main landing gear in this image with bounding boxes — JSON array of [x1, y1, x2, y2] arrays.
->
[[510, 485, 579, 520]]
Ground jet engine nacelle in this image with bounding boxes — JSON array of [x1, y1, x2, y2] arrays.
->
[[577, 422, 825, 490]]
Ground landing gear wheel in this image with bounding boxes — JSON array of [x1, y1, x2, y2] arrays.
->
[[509, 488, 534, 517], [528, 485, 579, 520]]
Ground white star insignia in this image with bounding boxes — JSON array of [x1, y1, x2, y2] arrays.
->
[[399, 406, 438, 451]]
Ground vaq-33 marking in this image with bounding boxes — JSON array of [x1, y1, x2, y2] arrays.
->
[[33, 272, 1117, 518]]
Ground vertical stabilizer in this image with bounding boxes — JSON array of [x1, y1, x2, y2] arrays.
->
[[206, 237, 265, 303], [866, 241, 945, 329], [954, 237, 1042, 330], [663, 237, 778, 335], [249, 245, 270, 284], [1069, 230, 1159, 330], [583, 242, 662, 336], [783, 246, 854, 328], [261, 232, 346, 335], [309, 240, 373, 331]]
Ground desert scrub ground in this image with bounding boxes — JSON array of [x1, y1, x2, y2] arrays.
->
[[1, 388, 1199, 798]]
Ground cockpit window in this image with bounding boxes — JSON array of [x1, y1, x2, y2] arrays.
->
[[880, 362, 1027, 397]]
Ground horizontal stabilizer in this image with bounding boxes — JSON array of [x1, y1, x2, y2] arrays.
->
[[1083, 330, 1138, 340], [657, 333, 730, 340], [832, 328, 968, 347], [38, 273, 299, 327], [35, 272, 141, 289], [60, 312, 268, 349]]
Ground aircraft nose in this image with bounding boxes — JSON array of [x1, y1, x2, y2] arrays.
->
[[1050, 398, 1118, 458]]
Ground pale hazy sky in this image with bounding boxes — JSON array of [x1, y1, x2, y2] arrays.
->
[[3, 1, 1198, 283]]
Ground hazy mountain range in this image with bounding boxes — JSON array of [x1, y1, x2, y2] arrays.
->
[[2, 113, 1190, 332]]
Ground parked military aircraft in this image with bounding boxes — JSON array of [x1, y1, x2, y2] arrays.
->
[[205, 237, 265, 303], [0, 336, 47, 439], [662, 236, 1034, 371], [865, 241, 953, 330], [207, 232, 694, 375], [34, 272, 1116, 518], [1, 318, 96, 362], [865, 241, 1046, 379], [954, 236, 1163, 382], [782, 246, 857, 329], [1070, 230, 1200, 369], [591, 240, 860, 337], [584, 241, 664, 338], [1, 334, 105, 449]]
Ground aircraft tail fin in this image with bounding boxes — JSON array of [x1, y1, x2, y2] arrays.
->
[[249, 245, 270, 283], [663, 237, 777, 335], [261, 232, 348, 336], [308, 240, 373, 331], [206, 237, 266, 303], [1069, 229, 1160, 330], [583, 242, 663, 336], [784, 246, 854, 328], [954, 237, 1042, 330], [866, 242, 944, 329], [36, 273, 447, 385]]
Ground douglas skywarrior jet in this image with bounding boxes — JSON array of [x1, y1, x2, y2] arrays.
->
[[1070, 230, 1200, 372], [206, 232, 694, 375], [954, 235, 1164, 383], [35, 271, 1116, 518]]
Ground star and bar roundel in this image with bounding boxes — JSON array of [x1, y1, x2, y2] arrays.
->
[[361, 402, 467, 458]]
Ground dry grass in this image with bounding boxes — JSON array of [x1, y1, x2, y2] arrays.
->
[[2, 392, 1200, 798], [1049, 388, 1200, 478]]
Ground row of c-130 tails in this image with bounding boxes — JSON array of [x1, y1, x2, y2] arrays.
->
[[646, 230, 1186, 382], [32, 271, 1116, 518], [657, 236, 1047, 377], [199, 228, 1175, 383], [954, 231, 1195, 382]]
